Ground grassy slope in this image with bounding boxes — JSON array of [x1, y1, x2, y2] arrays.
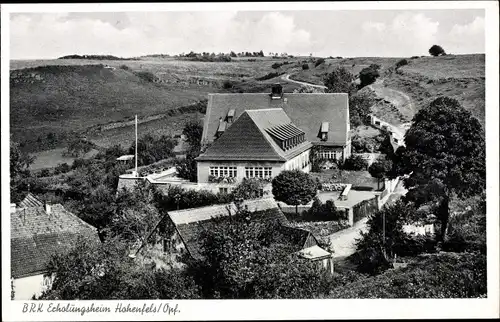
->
[[10, 64, 207, 151], [384, 54, 485, 127], [290, 54, 485, 127], [10, 57, 303, 165]]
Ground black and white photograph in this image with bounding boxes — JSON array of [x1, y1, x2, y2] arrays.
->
[[1, 1, 499, 320]]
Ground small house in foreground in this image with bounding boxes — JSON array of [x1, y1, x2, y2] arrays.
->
[[10, 194, 100, 300], [157, 198, 334, 273]]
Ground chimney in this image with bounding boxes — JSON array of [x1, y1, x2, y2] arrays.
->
[[270, 83, 283, 100], [45, 202, 52, 215], [10, 203, 17, 214]]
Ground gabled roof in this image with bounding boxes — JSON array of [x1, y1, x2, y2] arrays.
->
[[11, 204, 100, 278], [168, 198, 290, 260], [298, 245, 332, 261], [196, 108, 312, 162], [19, 193, 43, 208], [202, 93, 349, 146]]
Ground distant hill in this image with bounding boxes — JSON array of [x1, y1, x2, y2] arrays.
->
[[58, 54, 135, 60], [10, 64, 207, 152]]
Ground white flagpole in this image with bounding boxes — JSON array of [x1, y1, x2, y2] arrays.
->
[[135, 115, 138, 177]]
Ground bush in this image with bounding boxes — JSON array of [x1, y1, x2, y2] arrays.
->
[[119, 64, 131, 70], [63, 138, 94, 158], [359, 66, 380, 88], [134, 71, 157, 82], [222, 80, 233, 89], [38, 168, 52, 177], [54, 163, 71, 175], [256, 72, 281, 81], [330, 252, 486, 298], [395, 59, 408, 69], [305, 197, 348, 221], [271, 63, 282, 69], [342, 155, 368, 171], [324, 67, 357, 95], [302, 64, 310, 70], [429, 44, 446, 57], [314, 58, 325, 68]]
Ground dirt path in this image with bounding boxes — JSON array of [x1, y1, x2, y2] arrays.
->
[[281, 74, 327, 90], [328, 217, 369, 258], [367, 79, 416, 123]]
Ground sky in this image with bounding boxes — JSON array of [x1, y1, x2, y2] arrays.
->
[[9, 9, 485, 59]]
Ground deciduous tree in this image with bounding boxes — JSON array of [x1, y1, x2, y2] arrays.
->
[[368, 159, 393, 190], [323, 67, 357, 95], [390, 97, 485, 241], [272, 170, 318, 213]]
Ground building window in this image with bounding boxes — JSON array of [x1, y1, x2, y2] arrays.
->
[[219, 187, 228, 194], [245, 167, 272, 179], [210, 166, 237, 178]]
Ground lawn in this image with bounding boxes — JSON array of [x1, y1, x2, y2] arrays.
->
[[30, 148, 100, 171]]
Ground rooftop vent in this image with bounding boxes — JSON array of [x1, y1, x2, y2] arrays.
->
[[270, 83, 283, 100]]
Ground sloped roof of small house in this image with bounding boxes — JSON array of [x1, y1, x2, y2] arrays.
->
[[201, 92, 349, 146], [168, 198, 294, 260], [196, 108, 312, 162], [297, 245, 332, 261], [19, 193, 44, 208], [11, 204, 100, 278]]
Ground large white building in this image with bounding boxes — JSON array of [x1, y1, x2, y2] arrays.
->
[[195, 84, 351, 192]]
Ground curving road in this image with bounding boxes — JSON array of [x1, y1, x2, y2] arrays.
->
[[281, 73, 328, 90]]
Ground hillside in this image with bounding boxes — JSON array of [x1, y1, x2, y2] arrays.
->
[[10, 54, 484, 159], [9, 64, 208, 152], [10, 57, 304, 155], [290, 54, 485, 127]]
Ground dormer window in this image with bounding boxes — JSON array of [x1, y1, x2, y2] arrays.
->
[[216, 118, 226, 139], [227, 109, 235, 123], [266, 123, 306, 151], [320, 122, 329, 141]]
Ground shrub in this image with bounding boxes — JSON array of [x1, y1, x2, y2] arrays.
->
[[256, 72, 281, 81], [222, 80, 233, 89], [330, 252, 486, 298], [302, 64, 310, 70], [395, 59, 408, 69], [271, 62, 282, 69], [314, 58, 325, 68], [134, 71, 157, 82], [342, 155, 368, 171], [38, 169, 52, 177], [54, 162, 71, 175], [359, 66, 380, 88], [305, 197, 348, 221], [429, 45, 446, 57], [63, 138, 94, 157], [119, 64, 131, 70]]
